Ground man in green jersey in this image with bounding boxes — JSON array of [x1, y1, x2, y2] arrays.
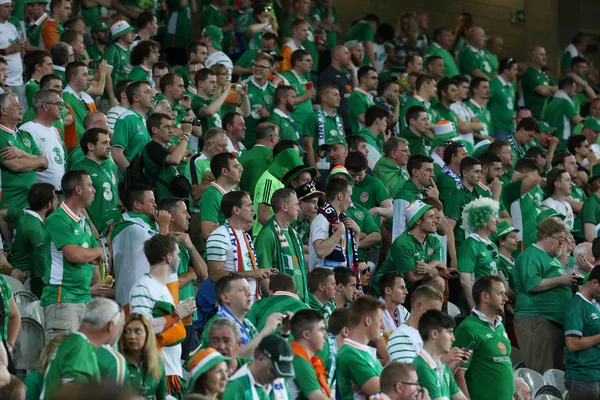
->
[[41, 169, 106, 340], [347, 66, 377, 134], [465, 77, 494, 140], [424, 27, 459, 78], [400, 74, 438, 135], [281, 49, 314, 135], [374, 200, 444, 297], [63, 61, 95, 144], [224, 335, 294, 399], [507, 117, 538, 169], [255, 188, 308, 301], [436, 141, 468, 204], [491, 221, 519, 297], [0, 93, 48, 210], [513, 218, 578, 373], [176, 40, 208, 89], [40, 298, 125, 400], [87, 20, 110, 65], [112, 81, 154, 184], [336, 296, 384, 399], [374, 137, 410, 200], [373, 362, 425, 400], [266, 85, 300, 142], [412, 310, 467, 400], [103, 20, 134, 86], [239, 122, 279, 197], [307, 268, 337, 322], [346, 151, 392, 223], [433, 78, 467, 138], [564, 263, 600, 398], [309, 0, 340, 51], [193, 68, 231, 132], [488, 58, 517, 141], [544, 76, 586, 149], [561, 34, 588, 73], [24, 50, 53, 109], [288, 309, 331, 399], [247, 273, 309, 332], [457, 198, 501, 310], [71, 128, 120, 237], [280, 0, 319, 77], [522, 46, 558, 118], [49, 42, 70, 87], [25, 0, 49, 48], [345, 14, 378, 68], [458, 26, 493, 80], [484, 35, 503, 74], [399, 106, 433, 158], [581, 163, 600, 242], [454, 275, 512, 400], [355, 105, 389, 167], [199, 152, 242, 240]]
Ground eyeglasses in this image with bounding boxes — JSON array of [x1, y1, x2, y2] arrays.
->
[[45, 101, 63, 108], [549, 235, 566, 243], [254, 65, 270, 70], [486, 243, 499, 259], [444, 140, 465, 148]]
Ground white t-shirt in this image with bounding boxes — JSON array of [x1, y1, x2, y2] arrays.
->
[[379, 297, 410, 337], [206, 51, 233, 81], [19, 121, 65, 189], [106, 105, 127, 135], [206, 225, 258, 302], [387, 323, 423, 363], [451, 101, 476, 145], [0, 22, 23, 86], [226, 135, 246, 157], [308, 213, 347, 270], [541, 196, 575, 231]]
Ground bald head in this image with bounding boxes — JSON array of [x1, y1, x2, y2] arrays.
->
[[487, 34, 504, 55], [467, 26, 485, 48], [331, 45, 350, 68], [84, 112, 108, 130]]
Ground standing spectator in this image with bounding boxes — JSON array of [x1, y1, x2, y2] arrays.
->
[[347, 66, 377, 134], [465, 77, 493, 140], [424, 27, 459, 78], [450, 75, 484, 145], [307, 268, 337, 318], [103, 20, 135, 86], [436, 141, 468, 204], [319, 45, 357, 129], [522, 46, 558, 118], [336, 296, 384, 399], [374, 362, 426, 400], [87, 19, 110, 66], [128, 233, 197, 400], [454, 275, 513, 400], [24, 50, 53, 109], [399, 74, 438, 132], [238, 123, 279, 198], [346, 151, 392, 222], [39, 298, 124, 400], [542, 168, 576, 231], [282, 50, 315, 135], [128, 40, 160, 86], [131, 11, 158, 49], [581, 164, 600, 243], [507, 117, 538, 171], [118, 314, 168, 400], [346, 14, 378, 69], [0, 273, 19, 367], [513, 218, 577, 372], [374, 137, 410, 199], [105, 79, 132, 136], [279, 19, 309, 74], [544, 76, 586, 149], [564, 264, 600, 400], [193, 68, 227, 133], [223, 112, 247, 157], [41, 0, 71, 52], [176, 41, 208, 89], [0, 93, 48, 210], [266, 85, 300, 142], [111, 184, 170, 306], [19, 89, 65, 190], [49, 42, 71, 86], [484, 35, 504, 74], [399, 106, 431, 157], [387, 285, 444, 363], [25, 0, 50, 49], [63, 61, 95, 145], [412, 310, 467, 400], [458, 26, 492, 80], [203, 26, 233, 79], [561, 33, 588, 73], [425, 55, 444, 81], [488, 58, 518, 141], [355, 106, 390, 167], [280, 0, 318, 78]]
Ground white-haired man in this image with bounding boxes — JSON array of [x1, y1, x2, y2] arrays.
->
[[513, 377, 533, 400], [572, 242, 594, 277]]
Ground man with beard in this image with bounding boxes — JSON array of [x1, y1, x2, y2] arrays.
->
[[266, 85, 299, 143], [454, 275, 513, 400], [129, 233, 197, 400], [457, 198, 501, 311]]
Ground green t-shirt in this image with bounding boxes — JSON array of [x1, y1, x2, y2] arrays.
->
[[25, 79, 40, 108], [458, 44, 493, 79], [199, 183, 228, 225], [436, 171, 460, 205], [192, 94, 222, 132], [336, 339, 383, 400], [104, 43, 132, 85], [502, 180, 542, 249], [7, 210, 45, 279], [498, 255, 515, 291], [398, 127, 429, 157], [189, 153, 211, 212], [544, 95, 578, 145], [126, 358, 168, 400], [413, 350, 461, 400], [400, 96, 439, 131], [346, 202, 381, 260], [282, 69, 313, 134], [177, 242, 194, 304], [40, 332, 100, 400], [483, 49, 499, 75], [465, 99, 493, 138], [522, 66, 556, 118], [457, 234, 500, 281], [445, 186, 484, 245], [0, 275, 12, 342], [0, 127, 42, 210], [224, 364, 291, 399], [96, 345, 128, 386], [453, 313, 513, 400], [488, 77, 516, 132], [303, 107, 344, 173], [247, 292, 309, 332], [373, 156, 409, 199], [347, 90, 374, 134], [203, 5, 232, 51], [71, 157, 121, 235], [309, 2, 338, 49], [291, 355, 322, 400], [128, 65, 152, 83], [346, 22, 375, 54], [252, 171, 283, 238], [372, 231, 442, 296], [580, 192, 600, 240], [142, 141, 182, 203], [23, 369, 43, 400], [423, 43, 459, 77], [239, 145, 272, 198], [351, 174, 390, 212], [242, 77, 276, 149], [512, 244, 573, 324], [112, 108, 152, 181], [163, 1, 193, 49], [40, 203, 99, 306], [564, 293, 600, 382], [87, 44, 104, 63], [280, 14, 319, 73], [266, 110, 298, 142], [356, 126, 385, 161]]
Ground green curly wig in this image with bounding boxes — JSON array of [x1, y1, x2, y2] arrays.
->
[[460, 197, 500, 234]]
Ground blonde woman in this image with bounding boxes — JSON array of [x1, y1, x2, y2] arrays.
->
[[389, 13, 421, 73], [119, 314, 167, 400], [23, 334, 68, 400]]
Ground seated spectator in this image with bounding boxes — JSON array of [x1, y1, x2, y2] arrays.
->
[[186, 348, 230, 398], [204, 317, 247, 375], [346, 151, 392, 221], [266, 85, 300, 143], [377, 271, 409, 340], [22, 334, 67, 400]]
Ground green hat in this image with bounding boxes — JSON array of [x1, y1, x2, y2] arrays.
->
[[268, 148, 317, 187], [583, 117, 600, 132], [110, 20, 134, 40], [536, 208, 566, 225], [203, 26, 224, 52], [405, 200, 432, 229], [490, 221, 519, 243], [24, 0, 48, 4], [432, 120, 458, 148], [258, 335, 295, 378], [319, 135, 348, 151], [472, 139, 492, 158], [538, 121, 556, 134], [91, 20, 110, 33], [187, 348, 230, 392], [588, 163, 600, 185], [326, 165, 354, 185]]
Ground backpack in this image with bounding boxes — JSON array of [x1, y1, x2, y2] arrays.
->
[[123, 152, 151, 191]]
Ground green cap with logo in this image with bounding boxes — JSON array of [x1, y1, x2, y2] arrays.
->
[[319, 135, 348, 151], [267, 148, 317, 188], [538, 121, 556, 134], [258, 335, 295, 378], [583, 117, 600, 132], [92, 20, 110, 33], [490, 221, 519, 243], [203, 26, 224, 52]]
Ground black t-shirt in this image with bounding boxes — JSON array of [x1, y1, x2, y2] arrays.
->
[[319, 65, 353, 126], [145, 141, 169, 166]]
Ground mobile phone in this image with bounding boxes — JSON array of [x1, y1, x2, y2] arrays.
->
[[465, 341, 476, 352], [575, 275, 584, 285], [282, 314, 290, 324]]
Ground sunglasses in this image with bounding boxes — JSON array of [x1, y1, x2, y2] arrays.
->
[[486, 243, 499, 259]]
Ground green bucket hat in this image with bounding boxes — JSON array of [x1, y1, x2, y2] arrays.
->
[[538, 121, 556, 134], [92, 20, 110, 33], [319, 135, 348, 151], [472, 139, 492, 158], [110, 20, 134, 40], [326, 165, 354, 185], [536, 208, 566, 225], [490, 220, 519, 243], [268, 148, 317, 187], [203, 25, 224, 52], [588, 163, 600, 185], [186, 348, 230, 393], [432, 120, 458, 148], [405, 200, 432, 230], [583, 117, 600, 132]]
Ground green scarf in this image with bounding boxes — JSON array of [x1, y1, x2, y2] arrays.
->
[[266, 216, 308, 303]]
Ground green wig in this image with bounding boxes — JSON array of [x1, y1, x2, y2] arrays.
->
[[460, 197, 500, 234]]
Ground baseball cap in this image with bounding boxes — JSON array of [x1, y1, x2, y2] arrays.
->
[[319, 135, 348, 151], [92, 20, 110, 33], [295, 180, 324, 201], [536, 208, 566, 225], [538, 121, 556, 134], [111, 20, 134, 40], [203, 26, 224, 52], [490, 221, 519, 243], [263, 50, 284, 61], [583, 117, 600, 132], [258, 335, 295, 378], [405, 200, 432, 229]]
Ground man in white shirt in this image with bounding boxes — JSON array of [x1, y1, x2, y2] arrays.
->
[[203, 25, 233, 80], [387, 285, 443, 363], [450, 75, 484, 145], [19, 89, 65, 190], [378, 271, 410, 340], [0, 0, 25, 109], [542, 167, 575, 231], [106, 79, 131, 136]]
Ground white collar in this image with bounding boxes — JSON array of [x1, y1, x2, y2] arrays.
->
[[418, 348, 443, 371], [23, 209, 44, 222], [53, 65, 65, 72], [497, 75, 511, 87], [472, 307, 503, 329], [273, 108, 294, 122], [343, 338, 371, 352], [413, 95, 430, 108], [499, 253, 513, 264], [250, 75, 270, 90], [576, 292, 594, 305], [468, 98, 484, 109], [468, 232, 492, 245]]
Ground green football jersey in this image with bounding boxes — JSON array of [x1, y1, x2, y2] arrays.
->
[[564, 293, 600, 382]]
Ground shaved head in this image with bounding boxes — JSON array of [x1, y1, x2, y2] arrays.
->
[[84, 112, 109, 130]]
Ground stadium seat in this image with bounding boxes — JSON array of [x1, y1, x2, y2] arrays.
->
[[514, 368, 546, 396], [534, 395, 560, 400], [3, 275, 24, 293], [447, 301, 460, 317], [543, 369, 566, 393], [510, 346, 524, 370]]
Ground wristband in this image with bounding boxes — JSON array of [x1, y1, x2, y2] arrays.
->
[[188, 245, 196, 255], [182, 134, 191, 142]]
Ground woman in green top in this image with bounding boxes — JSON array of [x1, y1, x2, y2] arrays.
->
[[129, 40, 161, 87], [119, 314, 168, 400], [23, 334, 67, 400]]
